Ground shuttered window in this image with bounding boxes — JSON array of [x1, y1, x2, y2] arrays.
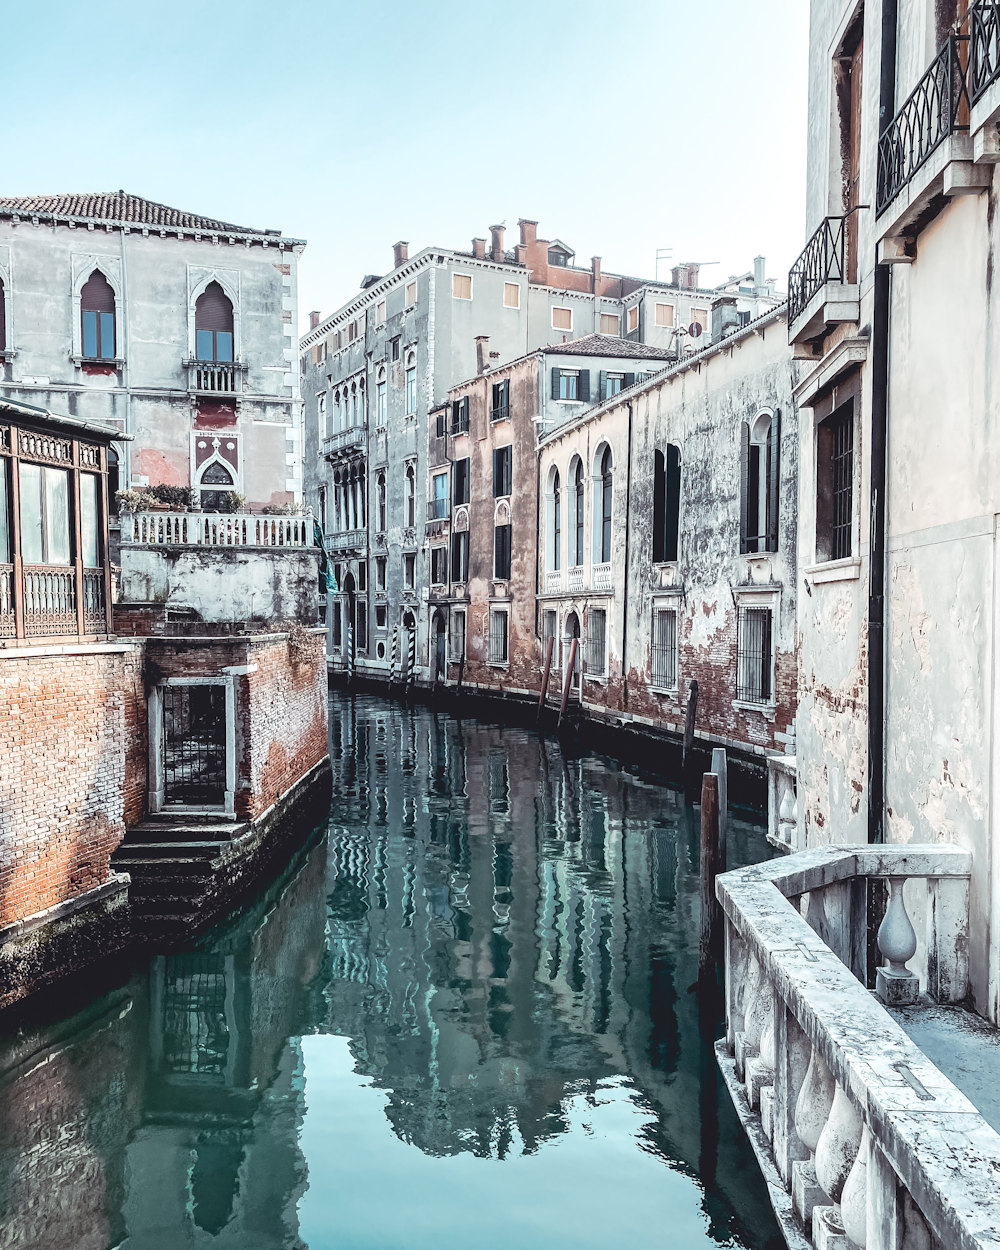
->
[[587, 609, 606, 677], [451, 530, 470, 582], [599, 313, 620, 335], [554, 369, 588, 401], [453, 274, 472, 300], [690, 307, 708, 334], [491, 379, 510, 422], [81, 270, 116, 360], [195, 281, 234, 362], [450, 610, 466, 661], [655, 303, 675, 327], [493, 446, 512, 498], [406, 282, 417, 306], [627, 305, 639, 332], [494, 524, 512, 579], [376, 301, 386, 325], [653, 445, 681, 562], [600, 446, 613, 562], [503, 283, 520, 308], [651, 609, 677, 689], [552, 307, 572, 331], [737, 606, 773, 703]]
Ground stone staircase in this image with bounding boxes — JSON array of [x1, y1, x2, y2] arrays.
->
[[111, 813, 250, 943]]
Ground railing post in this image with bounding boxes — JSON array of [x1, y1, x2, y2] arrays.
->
[[772, 1003, 811, 1188], [927, 874, 970, 1003], [724, 917, 747, 1050]]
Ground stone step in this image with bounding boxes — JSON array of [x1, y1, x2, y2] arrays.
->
[[113, 841, 226, 861], [126, 822, 247, 844]]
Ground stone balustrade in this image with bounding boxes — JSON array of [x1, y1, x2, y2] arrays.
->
[[767, 752, 799, 852], [716, 844, 1000, 1250], [123, 511, 315, 548]]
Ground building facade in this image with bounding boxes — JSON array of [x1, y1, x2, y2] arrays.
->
[[0, 192, 305, 511], [300, 221, 769, 682]]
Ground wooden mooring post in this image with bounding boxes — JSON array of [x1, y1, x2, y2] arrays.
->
[[682, 679, 699, 801], [557, 637, 578, 730], [699, 770, 723, 987], [537, 635, 554, 725]]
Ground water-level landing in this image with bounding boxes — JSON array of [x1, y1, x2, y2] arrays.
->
[[0, 692, 783, 1249]]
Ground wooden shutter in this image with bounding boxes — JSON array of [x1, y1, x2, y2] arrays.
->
[[739, 420, 751, 555], [599, 370, 607, 401], [195, 280, 233, 331], [623, 372, 635, 389], [653, 450, 666, 561], [579, 370, 590, 402], [551, 368, 561, 400], [493, 447, 500, 496], [666, 444, 681, 561], [767, 409, 781, 552]]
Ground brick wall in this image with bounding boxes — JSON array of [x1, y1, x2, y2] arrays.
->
[[0, 646, 145, 928]]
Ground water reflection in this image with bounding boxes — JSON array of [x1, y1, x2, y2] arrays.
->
[[0, 693, 780, 1250]]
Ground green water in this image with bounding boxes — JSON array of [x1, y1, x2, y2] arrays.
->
[[0, 692, 780, 1249]]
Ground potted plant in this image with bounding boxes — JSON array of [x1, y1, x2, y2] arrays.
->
[[115, 488, 150, 513], [223, 491, 247, 514], [147, 484, 196, 512]]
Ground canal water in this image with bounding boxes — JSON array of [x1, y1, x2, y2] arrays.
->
[[0, 692, 781, 1250]]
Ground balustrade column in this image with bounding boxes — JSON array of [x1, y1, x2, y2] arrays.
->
[[772, 1003, 811, 1188], [813, 1083, 863, 1245], [725, 919, 748, 1052], [928, 875, 970, 1002], [876, 877, 919, 1005], [792, 1045, 835, 1227]]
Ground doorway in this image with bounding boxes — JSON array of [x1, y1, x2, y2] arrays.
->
[[432, 610, 447, 680], [163, 684, 226, 806]]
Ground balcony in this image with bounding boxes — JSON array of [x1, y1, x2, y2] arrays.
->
[[544, 569, 562, 594], [323, 425, 368, 458], [971, 3, 1000, 159], [592, 562, 613, 592], [787, 216, 859, 345], [716, 843, 1000, 1250], [567, 565, 585, 592], [490, 402, 510, 423], [3, 563, 108, 640], [326, 528, 367, 553], [185, 359, 246, 398], [877, 28, 990, 246], [123, 511, 315, 548]]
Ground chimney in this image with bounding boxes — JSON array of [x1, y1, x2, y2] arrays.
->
[[472, 237, 486, 260], [671, 263, 700, 290], [393, 240, 409, 267], [711, 296, 740, 344], [309, 310, 321, 329], [754, 255, 767, 292], [515, 244, 528, 265], [489, 224, 505, 261], [518, 218, 538, 247], [475, 335, 489, 376], [591, 256, 602, 293]]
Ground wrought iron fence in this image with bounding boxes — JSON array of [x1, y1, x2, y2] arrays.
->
[[787, 216, 847, 325], [877, 33, 970, 213], [23, 566, 76, 637], [971, 1, 1000, 104]]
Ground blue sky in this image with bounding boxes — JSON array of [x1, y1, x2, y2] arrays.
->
[[4, 0, 809, 333]]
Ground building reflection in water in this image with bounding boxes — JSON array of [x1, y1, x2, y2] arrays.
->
[[0, 693, 780, 1249]]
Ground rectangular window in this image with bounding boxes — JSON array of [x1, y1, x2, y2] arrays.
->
[[627, 306, 639, 333], [451, 396, 470, 434], [332, 601, 342, 648], [318, 486, 328, 532], [357, 561, 367, 592], [490, 378, 510, 422], [737, 606, 773, 704], [453, 458, 470, 505], [19, 463, 71, 566], [356, 602, 368, 652], [489, 609, 509, 664], [376, 300, 386, 325], [453, 273, 472, 300], [543, 610, 558, 666], [587, 609, 607, 677], [451, 530, 470, 582], [376, 556, 386, 590], [391, 336, 401, 362], [690, 307, 709, 333], [817, 403, 854, 562], [348, 320, 358, 342], [431, 546, 448, 584], [376, 380, 387, 425], [405, 366, 417, 414], [431, 472, 448, 519], [450, 610, 466, 661], [404, 553, 415, 588], [494, 524, 512, 579], [0, 461, 10, 563], [503, 283, 520, 308], [599, 313, 620, 336], [651, 609, 677, 689], [493, 446, 512, 498], [405, 282, 417, 307], [80, 472, 100, 567], [655, 302, 675, 327], [376, 604, 387, 629], [558, 370, 579, 401], [605, 373, 624, 398], [552, 306, 572, 331]]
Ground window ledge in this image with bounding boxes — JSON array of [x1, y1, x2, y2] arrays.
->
[[486, 661, 509, 669], [732, 698, 777, 723], [648, 685, 680, 698], [803, 556, 861, 585], [73, 355, 126, 369]]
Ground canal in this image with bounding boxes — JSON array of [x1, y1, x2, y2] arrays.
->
[[0, 692, 781, 1250]]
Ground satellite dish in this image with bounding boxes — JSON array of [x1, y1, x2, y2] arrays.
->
[[688, 321, 703, 339]]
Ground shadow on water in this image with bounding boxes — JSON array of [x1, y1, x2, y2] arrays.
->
[[0, 691, 782, 1250]]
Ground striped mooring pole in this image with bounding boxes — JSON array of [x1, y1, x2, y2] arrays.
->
[[345, 623, 354, 684], [406, 627, 416, 691], [389, 626, 399, 689]]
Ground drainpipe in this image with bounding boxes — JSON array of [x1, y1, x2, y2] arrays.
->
[[868, 0, 897, 845], [621, 399, 634, 708]]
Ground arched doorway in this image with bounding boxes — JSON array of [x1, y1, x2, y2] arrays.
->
[[564, 612, 581, 689], [199, 460, 235, 512], [432, 610, 447, 681]]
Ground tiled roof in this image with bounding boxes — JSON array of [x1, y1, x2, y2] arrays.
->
[[0, 191, 277, 236], [541, 333, 674, 360]]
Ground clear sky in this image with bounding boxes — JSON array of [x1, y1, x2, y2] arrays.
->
[[4, 0, 809, 335]]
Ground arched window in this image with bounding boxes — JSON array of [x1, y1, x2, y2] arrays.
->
[[334, 390, 342, 433], [81, 270, 116, 360], [573, 459, 584, 567], [199, 459, 234, 511], [358, 463, 367, 528], [740, 409, 780, 554], [351, 382, 358, 427], [376, 470, 386, 532], [599, 446, 613, 563], [376, 368, 387, 425], [333, 469, 343, 532], [405, 463, 415, 527], [653, 445, 681, 562], [551, 469, 561, 571], [405, 352, 417, 415], [195, 281, 234, 363]]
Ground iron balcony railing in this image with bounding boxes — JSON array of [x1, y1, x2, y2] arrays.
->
[[490, 402, 510, 423], [877, 31, 970, 214], [971, 1, 1000, 104], [787, 216, 848, 325], [426, 497, 450, 521]]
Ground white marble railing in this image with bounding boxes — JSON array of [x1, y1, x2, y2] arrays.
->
[[716, 844, 999, 1250], [767, 753, 798, 852], [122, 511, 315, 548], [592, 562, 612, 591], [567, 565, 585, 592], [545, 569, 562, 594]]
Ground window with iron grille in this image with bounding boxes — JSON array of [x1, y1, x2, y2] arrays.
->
[[542, 609, 558, 667], [736, 606, 773, 704], [816, 401, 854, 562], [450, 610, 466, 661], [489, 609, 509, 664], [491, 378, 510, 422], [587, 609, 606, 677], [651, 608, 677, 689]]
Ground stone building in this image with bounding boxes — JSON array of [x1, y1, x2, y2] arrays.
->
[[300, 220, 768, 683], [785, 0, 1000, 1022], [0, 191, 305, 510], [427, 335, 673, 693], [537, 306, 799, 762]]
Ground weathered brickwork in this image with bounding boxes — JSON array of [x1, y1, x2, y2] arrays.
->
[[0, 646, 145, 928]]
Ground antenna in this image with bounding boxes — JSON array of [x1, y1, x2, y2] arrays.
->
[[655, 248, 673, 281]]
